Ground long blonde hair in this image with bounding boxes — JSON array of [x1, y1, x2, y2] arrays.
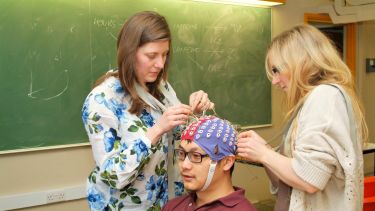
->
[[265, 24, 368, 144]]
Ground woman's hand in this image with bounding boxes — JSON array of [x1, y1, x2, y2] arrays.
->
[[147, 104, 191, 145], [189, 90, 214, 114], [236, 130, 271, 163], [237, 131, 319, 194]]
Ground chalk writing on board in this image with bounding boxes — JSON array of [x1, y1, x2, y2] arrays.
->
[[173, 46, 200, 54], [230, 24, 242, 33], [207, 63, 223, 73], [28, 69, 69, 101], [187, 55, 204, 70], [47, 25, 53, 33], [173, 23, 198, 45], [93, 18, 116, 28], [205, 49, 224, 57], [108, 32, 117, 40], [31, 18, 41, 30], [173, 24, 198, 30], [27, 50, 69, 100], [208, 26, 227, 33], [70, 25, 76, 33]]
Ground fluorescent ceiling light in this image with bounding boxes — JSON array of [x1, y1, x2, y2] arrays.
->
[[192, 0, 285, 7]]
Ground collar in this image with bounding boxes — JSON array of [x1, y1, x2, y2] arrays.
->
[[189, 186, 246, 208]]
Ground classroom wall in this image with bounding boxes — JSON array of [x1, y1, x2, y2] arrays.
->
[[360, 20, 375, 143], [0, 147, 93, 211], [0, 0, 374, 210], [358, 20, 375, 175]]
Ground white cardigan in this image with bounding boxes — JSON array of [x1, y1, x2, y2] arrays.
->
[[284, 84, 363, 211]]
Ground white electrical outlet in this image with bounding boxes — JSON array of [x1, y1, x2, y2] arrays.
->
[[46, 191, 65, 203]]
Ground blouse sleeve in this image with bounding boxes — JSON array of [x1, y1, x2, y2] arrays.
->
[[291, 85, 351, 190], [82, 90, 155, 190]]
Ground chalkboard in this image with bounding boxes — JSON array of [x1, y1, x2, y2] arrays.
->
[[0, 0, 271, 152]]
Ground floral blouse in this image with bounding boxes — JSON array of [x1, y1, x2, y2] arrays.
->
[[82, 76, 184, 211]]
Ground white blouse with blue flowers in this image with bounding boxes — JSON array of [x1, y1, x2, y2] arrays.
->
[[82, 76, 184, 211]]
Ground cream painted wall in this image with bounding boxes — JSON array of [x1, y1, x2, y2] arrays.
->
[[360, 20, 375, 143], [1, 1, 374, 210], [358, 20, 375, 175], [0, 147, 94, 210]]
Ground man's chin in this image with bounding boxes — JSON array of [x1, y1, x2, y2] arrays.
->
[[183, 184, 200, 192]]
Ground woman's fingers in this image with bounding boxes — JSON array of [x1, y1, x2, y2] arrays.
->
[[238, 130, 255, 139], [167, 104, 192, 115], [236, 145, 248, 154], [236, 140, 250, 148], [237, 152, 250, 159], [190, 90, 213, 112], [162, 104, 193, 129], [189, 91, 201, 110], [238, 130, 267, 145], [167, 108, 190, 116], [167, 114, 189, 122], [238, 131, 251, 139], [207, 102, 215, 110], [199, 97, 213, 111], [197, 92, 208, 108], [236, 130, 269, 162]]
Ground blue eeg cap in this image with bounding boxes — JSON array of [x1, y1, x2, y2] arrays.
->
[[181, 116, 237, 161]]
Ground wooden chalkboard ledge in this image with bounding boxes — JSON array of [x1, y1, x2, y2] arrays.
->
[[0, 142, 90, 155]]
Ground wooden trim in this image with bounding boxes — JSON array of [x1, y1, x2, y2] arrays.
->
[[346, 23, 356, 79], [263, 0, 286, 3], [304, 13, 357, 79], [0, 142, 90, 155], [304, 13, 332, 24]]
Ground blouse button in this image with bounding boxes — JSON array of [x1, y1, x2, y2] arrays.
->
[[188, 202, 192, 206]]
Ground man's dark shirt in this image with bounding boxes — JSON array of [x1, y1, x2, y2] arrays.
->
[[162, 187, 256, 211]]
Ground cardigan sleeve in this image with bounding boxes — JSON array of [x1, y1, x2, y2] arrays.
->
[[82, 89, 155, 190], [291, 85, 350, 190]]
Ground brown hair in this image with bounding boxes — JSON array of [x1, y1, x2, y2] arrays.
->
[[95, 11, 172, 114]]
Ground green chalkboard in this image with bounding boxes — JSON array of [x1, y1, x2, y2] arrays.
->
[[0, 0, 271, 152]]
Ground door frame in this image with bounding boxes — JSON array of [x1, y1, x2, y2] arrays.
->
[[304, 13, 357, 78]]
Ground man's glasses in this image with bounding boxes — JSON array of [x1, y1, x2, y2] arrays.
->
[[174, 149, 210, 163]]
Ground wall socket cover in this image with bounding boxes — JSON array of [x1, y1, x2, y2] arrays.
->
[[46, 191, 65, 203], [366, 58, 375, 72]]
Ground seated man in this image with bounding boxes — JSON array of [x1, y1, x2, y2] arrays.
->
[[162, 116, 256, 211]]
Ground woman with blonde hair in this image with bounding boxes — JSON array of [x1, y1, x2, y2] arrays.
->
[[237, 24, 368, 211]]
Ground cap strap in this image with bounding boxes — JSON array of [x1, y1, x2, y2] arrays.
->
[[200, 160, 217, 191]]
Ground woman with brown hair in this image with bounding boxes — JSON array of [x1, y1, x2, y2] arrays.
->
[[237, 25, 368, 211], [82, 11, 213, 211]]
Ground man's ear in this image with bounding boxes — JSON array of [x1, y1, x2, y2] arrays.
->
[[222, 156, 235, 171]]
